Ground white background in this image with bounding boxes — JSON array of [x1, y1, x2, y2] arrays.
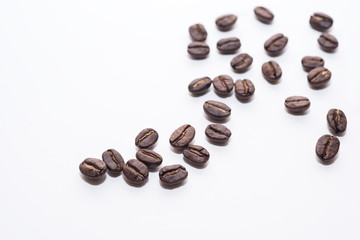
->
[[1, 0, 360, 239]]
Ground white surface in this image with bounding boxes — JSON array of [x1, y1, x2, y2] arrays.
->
[[1, 0, 360, 239]]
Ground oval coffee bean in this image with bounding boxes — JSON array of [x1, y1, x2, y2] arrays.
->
[[327, 109, 347, 134], [318, 33, 338, 52], [159, 164, 188, 186], [284, 96, 310, 113], [187, 42, 210, 59], [123, 159, 149, 184], [189, 23, 207, 41], [234, 79, 255, 100], [102, 149, 124, 174], [183, 144, 210, 166], [262, 61, 282, 83], [264, 33, 288, 55], [136, 149, 163, 168], [307, 67, 331, 88], [188, 76, 212, 95], [230, 53, 253, 72], [213, 75, 234, 95], [205, 124, 231, 143], [217, 37, 241, 54], [301, 56, 324, 72], [203, 100, 231, 121], [135, 128, 158, 148], [169, 124, 196, 148], [316, 134, 340, 162], [215, 14, 237, 31], [254, 6, 274, 24], [79, 158, 106, 179], [310, 12, 333, 31]]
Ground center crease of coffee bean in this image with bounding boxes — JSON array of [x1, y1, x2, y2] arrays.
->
[[189, 148, 205, 157], [192, 79, 206, 88], [335, 109, 340, 125], [205, 103, 228, 112], [127, 165, 145, 179], [83, 162, 101, 172], [107, 150, 121, 169], [162, 169, 180, 177], [137, 130, 155, 144], [172, 125, 191, 144], [219, 76, 230, 91], [242, 81, 249, 93], [323, 136, 333, 158], [140, 150, 161, 160], [210, 125, 231, 137]]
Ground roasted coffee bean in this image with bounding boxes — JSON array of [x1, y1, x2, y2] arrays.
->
[[102, 149, 124, 174], [205, 124, 231, 143], [215, 14, 237, 31], [183, 144, 210, 165], [79, 158, 106, 179], [159, 164, 188, 186], [234, 79, 255, 100], [310, 12, 333, 31], [187, 42, 210, 59], [327, 109, 347, 134], [203, 100, 231, 120], [301, 56, 324, 72], [189, 23, 207, 41], [169, 124, 196, 148], [136, 149, 163, 168], [188, 77, 212, 95], [264, 33, 288, 55], [262, 61, 282, 82], [213, 75, 234, 95], [254, 6, 274, 24], [230, 53, 253, 72], [135, 128, 158, 148], [307, 67, 331, 88], [123, 159, 149, 184], [318, 33, 338, 52], [284, 96, 310, 113], [316, 134, 340, 162], [217, 37, 241, 54]]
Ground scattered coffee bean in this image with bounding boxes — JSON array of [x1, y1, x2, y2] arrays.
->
[[284, 96, 310, 113], [262, 61, 282, 82], [307, 67, 331, 88], [169, 124, 196, 148], [310, 12, 333, 31], [188, 77, 212, 95], [264, 33, 288, 55], [189, 23, 207, 41], [79, 158, 107, 179], [187, 42, 210, 59], [316, 134, 340, 162], [205, 124, 231, 143], [203, 100, 231, 121], [183, 144, 210, 166], [215, 14, 237, 31], [136, 149, 163, 168], [217, 37, 241, 54], [318, 33, 338, 52], [159, 164, 188, 186], [234, 79, 255, 100], [301, 56, 324, 72], [327, 109, 347, 134], [102, 149, 124, 174], [135, 128, 158, 148], [254, 6, 274, 24], [213, 75, 234, 95], [123, 159, 149, 184], [230, 53, 253, 72]]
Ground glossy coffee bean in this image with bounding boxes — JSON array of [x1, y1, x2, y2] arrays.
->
[[123, 159, 149, 184], [264, 33, 288, 55], [189, 23, 207, 41], [234, 79, 255, 100], [230, 53, 253, 72], [136, 149, 163, 168], [183, 144, 210, 166], [187, 42, 210, 59], [205, 124, 231, 143], [316, 134, 340, 162], [79, 158, 106, 179], [327, 109, 347, 134], [318, 33, 338, 52], [262, 61, 282, 82], [301, 56, 324, 72], [307, 67, 331, 88], [203, 100, 231, 121], [215, 14, 237, 31], [284, 96, 310, 113], [188, 77, 212, 95], [159, 164, 188, 186], [213, 75, 234, 95], [102, 149, 124, 174], [135, 128, 158, 148], [310, 12, 333, 31], [254, 6, 274, 24], [217, 37, 241, 54], [169, 124, 196, 148]]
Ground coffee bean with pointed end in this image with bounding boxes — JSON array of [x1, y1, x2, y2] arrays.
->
[[262, 61, 282, 82], [217, 37, 241, 54], [215, 14, 237, 31], [327, 109, 347, 134], [187, 42, 210, 59], [189, 23, 207, 41], [307, 67, 331, 88], [79, 158, 107, 179], [264, 33, 288, 55], [102, 149, 124, 174], [230, 53, 253, 72], [285, 96, 310, 113], [135, 128, 158, 148], [234, 79, 255, 100], [169, 124, 196, 148], [318, 33, 338, 52], [183, 144, 210, 166], [301, 56, 324, 72], [123, 159, 149, 184], [136, 149, 163, 168], [159, 164, 188, 186], [188, 77, 212, 95], [310, 12, 333, 31], [254, 6, 274, 24], [203, 100, 231, 121], [213, 75, 234, 95], [316, 135, 340, 163], [205, 124, 231, 143]]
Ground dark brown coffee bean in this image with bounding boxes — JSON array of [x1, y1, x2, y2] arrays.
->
[[213, 75, 234, 95], [307, 67, 331, 88], [230, 53, 253, 72], [135, 128, 158, 148], [123, 159, 149, 184], [215, 14, 237, 31], [187, 42, 210, 59], [102, 149, 124, 174], [254, 6, 274, 24], [189, 23, 207, 41], [205, 124, 231, 143], [136, 149, 163, 168], [301, 56, 324, 72], [327, 109, 347, 134], [169, 124, 196, 148], [284, 96, 310, 113], [264, 33, 288, 55], [310, 12, 333, 31], [203, 100, 231, 120], [183, 144, 209, 166], [79, 158, 106, 179], [234, 79, 255, 100], [217, 37, 241, 54], [316, 134, 340, 162], [318, 33, 338, 52], [159, 164, 188, 186], [262, 61, 282, 82], [188, 77, 212, 95]]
